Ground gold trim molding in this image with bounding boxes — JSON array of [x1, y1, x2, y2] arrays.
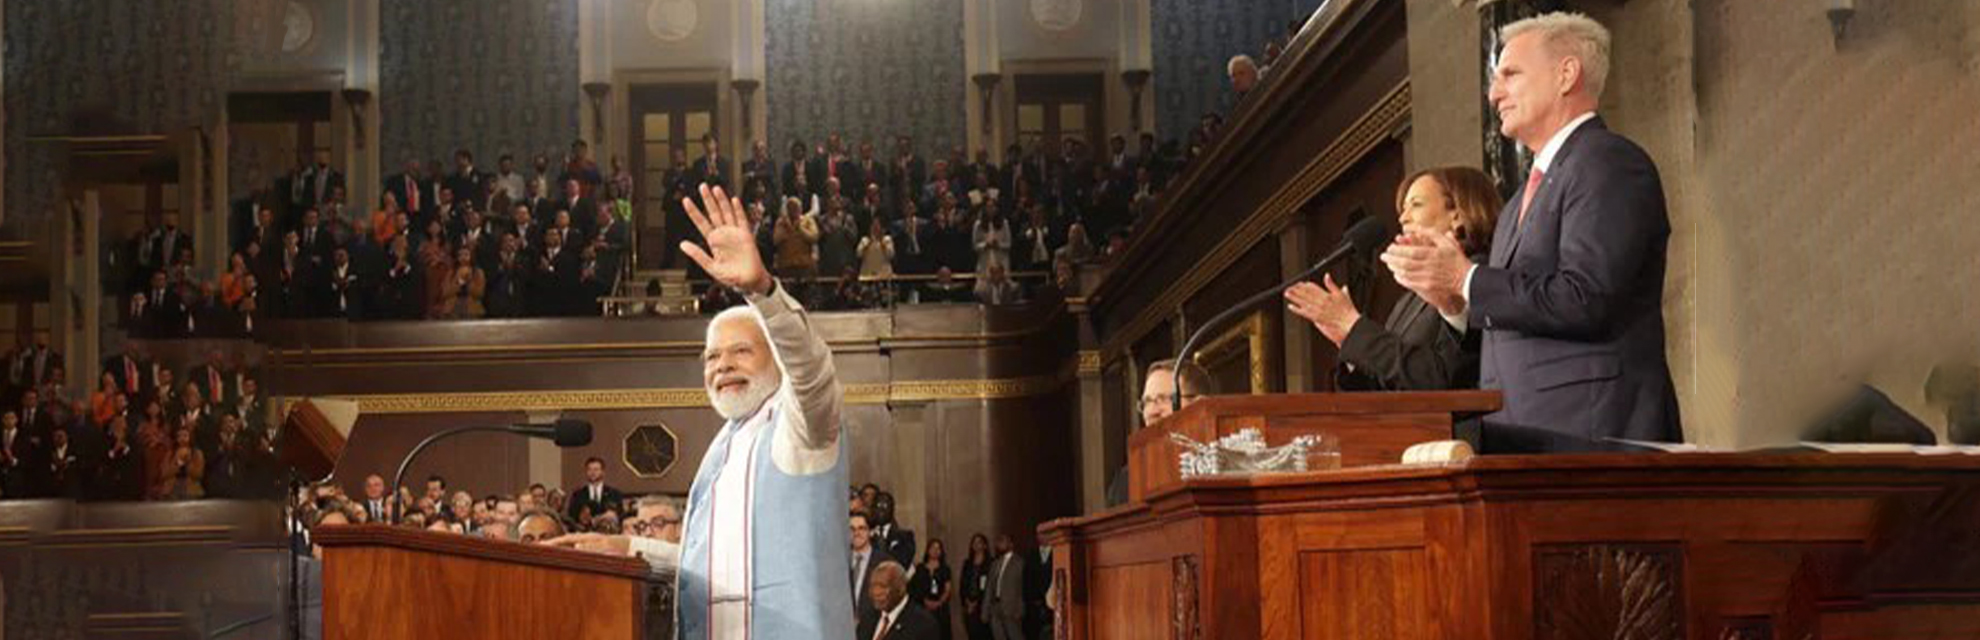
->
[[1103, 81, 1412, 359], [288, 375, 1066, 415]]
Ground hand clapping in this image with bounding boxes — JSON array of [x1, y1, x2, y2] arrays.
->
[[1380, 231, 1472, 316], [1285, 274, 1361, 347]]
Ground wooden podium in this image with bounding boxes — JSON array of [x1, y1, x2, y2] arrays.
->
[[315, 525, 657, 639], [1042, 392, 1980, 640]]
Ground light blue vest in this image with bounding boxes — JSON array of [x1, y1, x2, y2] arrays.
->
[[677, 404, 853, 639]]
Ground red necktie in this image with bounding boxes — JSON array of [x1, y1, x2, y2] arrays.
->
[[126, 361, 139, 394], [1517, 168, 1544, 226], [408, 178, 420, 211], [209, 370, 222, 403]]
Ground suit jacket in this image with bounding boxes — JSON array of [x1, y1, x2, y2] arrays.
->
[[565, 483, 624, 522], [873, 523, 917, 569], [1337, 293, 1480, 391], [385, 173, 431, 218], [851, 546, 897, 623], [1467, 118, 1680, 444], [303, 165, 345, 208], [985, 552, 1026, 621], [691, 155, 731, 189], [856, 602, 939, 640]]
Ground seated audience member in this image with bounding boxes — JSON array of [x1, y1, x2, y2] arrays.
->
[[921, 267, 972, 304], [859, 561, 940, 640], [518, 511, 568, 544], [973, 264, 1024, 306], [1287, 167, 1498, 392], [1106, 359, 1216, 506], [830, 266, 876, 311], [1054, 222, 1095, 265]]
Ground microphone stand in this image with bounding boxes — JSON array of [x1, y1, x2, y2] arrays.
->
[[391, 425, 512, 525], [1171, 244, 1362, 413]]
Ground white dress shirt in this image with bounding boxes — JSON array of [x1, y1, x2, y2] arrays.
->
[[870, 595, 910, 640], [1444, 111, 1599, 332]]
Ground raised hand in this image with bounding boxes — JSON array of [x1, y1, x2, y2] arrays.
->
[[1381, 231, 1471, 315], [1285, 274, 1362, 347], [679, 184, 773, 295]]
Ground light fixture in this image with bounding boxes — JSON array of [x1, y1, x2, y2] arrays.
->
[[1826, 0, 1855, 48], [972, 73, 1002, 136], [1122, 69, 1152, 132], [582, 82, 612, 144], [732, 79, 761, 139], [341, 88, 372, 149]]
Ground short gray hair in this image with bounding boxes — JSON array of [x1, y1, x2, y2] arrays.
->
[[1226, 54, 1257, 75], [1502, 12, 1612, 99], [706, 304, 767, 348]]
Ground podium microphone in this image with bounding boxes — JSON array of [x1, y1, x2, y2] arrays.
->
[[390, 418, 594, 523], [1171, 216, 1398, 412]]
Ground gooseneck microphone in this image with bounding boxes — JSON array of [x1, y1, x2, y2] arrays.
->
[[1171, 216, 1399, 412], [390, 418, 594, 523]]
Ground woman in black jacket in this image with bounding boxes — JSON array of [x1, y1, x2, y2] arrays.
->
[[1286, 166, 1501, 391]]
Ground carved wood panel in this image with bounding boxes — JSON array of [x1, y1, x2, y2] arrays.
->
[[1533, 543, 1684, 640], [1171, 555, 1199, 640]]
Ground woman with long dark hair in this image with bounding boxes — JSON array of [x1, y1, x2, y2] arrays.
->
[[909, 538, 955, 640], [959, 533, 993, 640]]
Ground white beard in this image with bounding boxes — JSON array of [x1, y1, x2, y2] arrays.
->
[[708, 372, 780, 420]]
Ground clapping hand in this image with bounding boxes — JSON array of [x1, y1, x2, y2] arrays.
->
[[1284, 274, 1362, 347], [1380, 232, 1471, 316], [679, 185, 773, 295]]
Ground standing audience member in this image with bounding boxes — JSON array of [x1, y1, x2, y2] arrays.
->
[[984, 534, 1026, 640], [851, 511, 894, 626], [908, 538, 955, 640], [959, 533, 994, 640], [565, 457, 624, 524]]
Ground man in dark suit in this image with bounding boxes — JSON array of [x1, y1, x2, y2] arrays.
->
[[691, 133, 731, 190], [0, 408, 41, 498], [445, 149, 487, 210], [386, 159, 430, 220], [1385, 13, 1679, 447], [845, 141, 888, 199], [856, 560, 939, 640], [104, 345, 152, 400], [147, 213, 193, 274], [565, 457, 624, 523], [555, 177, 596, 239], [534, 224, 583, 316], [301, 151, 344, 210], [848, 511, 896, 626], [985, 534, 1026, 640], [780, 139, 814, 199], [868, 492, 916, 565], [741, 139, 779, 198]]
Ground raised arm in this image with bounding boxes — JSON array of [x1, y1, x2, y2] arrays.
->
[[678, 185, 841, 450]]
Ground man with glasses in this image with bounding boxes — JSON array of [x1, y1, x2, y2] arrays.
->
[[624, 495, 683, 545], [1105, 358, 1217, 506]]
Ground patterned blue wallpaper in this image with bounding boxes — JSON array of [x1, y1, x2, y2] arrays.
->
[[3, 0, 235, 224], [764, 0, 966, 156], [1151, 0, 1321, 140], [379, 0, 581, 170]]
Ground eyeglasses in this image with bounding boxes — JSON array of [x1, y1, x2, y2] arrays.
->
[[1140, 393, 1201, 410]]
